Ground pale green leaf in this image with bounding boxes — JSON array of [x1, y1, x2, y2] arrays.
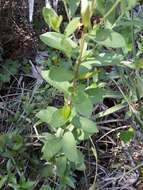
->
[[40, 165, 54, 177], [36, 107, 57, 123], [40, 32, 77, 57], [42, 7, 63, 32], [79, 117, 98, 134], [86, 87, 104, 104], [50, 108, 68, 128], [42, 70, 71, 94], [49, 66, 73, 82], [56, 156, 67, 176], [61, 105, 71, 120], [72, 116, 98, 134], [95, 53, 123, 66], [81, 53, 123, 68], [81, 0, 91, 28], [72, 91, 93, 117], [62, 131, 78, 162], [75, 150, 86, 171], [100, 31, 126, 48], [42, 137, 62, 160], [65, 17, 80, 36], [90, 29, 126, 48]]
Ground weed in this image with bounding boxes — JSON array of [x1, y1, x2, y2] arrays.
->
[[35, 0, 143, 189]]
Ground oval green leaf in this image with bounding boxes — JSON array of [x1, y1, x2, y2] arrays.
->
[[42, 70, 71, 94], [49, 66, 74, 82], [62, 131, 78, 162], [42, 7, 63, 32], [40, 32, 77, 57], [36, 107, 57, 124], [65, 17, 80, 36], [72, 91, 93, 117], [42, 137, 62, 160], [72, 116, 98, 134]]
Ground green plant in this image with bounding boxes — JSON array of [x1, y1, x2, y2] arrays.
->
[[0, 59, 19, 85], [0, 133, 36, 190], [35, 0, 142, 189], [0, 173, 35, 190]]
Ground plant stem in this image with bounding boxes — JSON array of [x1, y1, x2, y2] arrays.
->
[[63, 0, 71, 21], [111, 12, 124, 29], [62, 0, 77, 42], [89, 137, 98, 189], [73, 33, 85, 90], [112, 79, 143, 128], [103, 0, 121, 20], [131, 9, 136, 61]]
